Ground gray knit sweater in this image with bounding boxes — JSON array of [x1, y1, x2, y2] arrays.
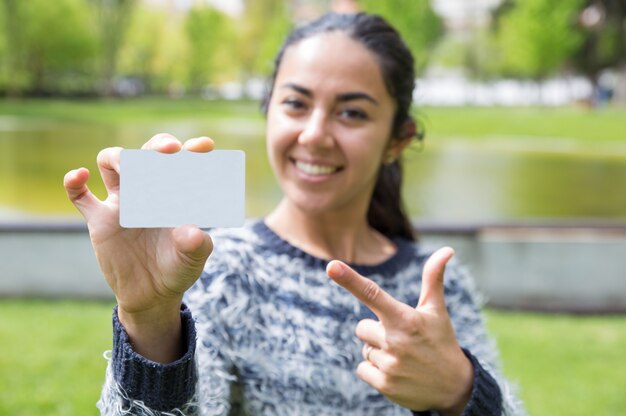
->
[[98, 220, 525, 415]]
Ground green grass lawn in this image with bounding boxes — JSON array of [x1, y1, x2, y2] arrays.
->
[[0, 299, 624, 415], [485, 311, 626, 415]]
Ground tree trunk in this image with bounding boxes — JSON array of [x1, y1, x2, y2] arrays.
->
[[2, 0, 22, 96]]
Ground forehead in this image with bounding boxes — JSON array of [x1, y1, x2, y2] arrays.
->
[[275, 31, 391, 100]]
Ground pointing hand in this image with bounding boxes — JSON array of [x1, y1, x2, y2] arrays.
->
[[326, 247, 473, 415]]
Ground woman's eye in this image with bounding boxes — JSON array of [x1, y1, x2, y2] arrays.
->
[[282, 98, 306, 111], [339, 108, 368, 121]]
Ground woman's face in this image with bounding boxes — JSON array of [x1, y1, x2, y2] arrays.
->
[[265, 31, 401, 217]]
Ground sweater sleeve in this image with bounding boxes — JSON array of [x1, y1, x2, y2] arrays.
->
[[458, 348, 502, 415], [96, 305, 199, 416]]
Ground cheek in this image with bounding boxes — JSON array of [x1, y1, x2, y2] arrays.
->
[[343, 130, 389, 167], [343, 144, 385, 184]]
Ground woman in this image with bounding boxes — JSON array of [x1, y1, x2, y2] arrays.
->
[[64, 12, 523, 416]]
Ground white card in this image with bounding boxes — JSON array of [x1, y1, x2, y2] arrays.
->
[[120, 150, 245, 228]]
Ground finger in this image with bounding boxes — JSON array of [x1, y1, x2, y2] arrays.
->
[[362, 343, 382, 363], [141, 133, 182, 153], [355, 319, 386, 347], [327, 260, 406, 321], [416, 247, 455, 311], [172, 225, 214, 266], [356, 360, 386, 391], [361, 345, 397, 373], [96, 147, 123, 195], [63, 168, 101, 220], [182, 136, 214, 152]]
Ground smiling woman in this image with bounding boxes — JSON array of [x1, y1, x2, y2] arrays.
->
[[63, 12, 524, 416], [263, 31, 409, 258]]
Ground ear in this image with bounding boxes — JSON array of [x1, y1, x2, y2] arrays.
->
[[383, 119, 417, 164]]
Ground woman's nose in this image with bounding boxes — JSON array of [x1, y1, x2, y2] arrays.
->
[[298, 111, 333, 148]]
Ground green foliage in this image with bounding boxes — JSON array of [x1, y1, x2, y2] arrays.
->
[[0, 0, 99, 94], [359, 0, 444, 74], [239, 0, 292, 77], [185, 6, 238, 92], [431, 29, 503, 81], [119, 5, 187, 93], [495, 0, 586, 79], [0, 4, 6, 89], [93, 0, 137, 95]]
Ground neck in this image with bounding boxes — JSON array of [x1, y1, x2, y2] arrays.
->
[[265, 199, 396, 265]]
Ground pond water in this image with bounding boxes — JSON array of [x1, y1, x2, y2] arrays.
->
[[1, 117, 625, 223]]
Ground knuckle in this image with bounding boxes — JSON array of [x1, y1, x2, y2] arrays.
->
[[384, 330, 414, 355], [355, 320, 367, 339], [96, 147, 122, 164], [96, 148, 109, 163], [355, 318, 378, 339], [361, 279, 382, 304], [378, 354, 401, 375], [396, 308, 423, 334]]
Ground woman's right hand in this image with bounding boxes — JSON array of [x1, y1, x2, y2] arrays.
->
[[63, 133, 214, 362]]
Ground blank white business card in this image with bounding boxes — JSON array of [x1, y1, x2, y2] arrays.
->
[[120, 150, 245, 228]]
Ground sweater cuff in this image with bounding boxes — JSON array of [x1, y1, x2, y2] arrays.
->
[[459, 348, 502, 416], [411, 349, 502, 416], [112, 304, 197, 412]]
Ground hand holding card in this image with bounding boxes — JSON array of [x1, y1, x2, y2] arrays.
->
[[120, 149, 245, 228], [63, 134, 226, 363]]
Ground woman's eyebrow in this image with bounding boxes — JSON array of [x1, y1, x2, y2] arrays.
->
[[337, 92, 378, 105], [280, 83, 312, 97], [279, 83, 378, 105]]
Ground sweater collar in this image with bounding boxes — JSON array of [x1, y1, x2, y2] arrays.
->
[[252, 219, 416, 277]]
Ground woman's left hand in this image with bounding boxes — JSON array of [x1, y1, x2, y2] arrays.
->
[[326, 247, 473, 416]]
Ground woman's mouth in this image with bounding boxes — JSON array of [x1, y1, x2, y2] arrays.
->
[[293, 160, 341, 176]]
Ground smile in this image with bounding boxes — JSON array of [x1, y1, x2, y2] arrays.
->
[[294, 160, 341, 176]]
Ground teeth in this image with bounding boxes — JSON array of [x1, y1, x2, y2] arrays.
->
[[295, 161, 337, 176]]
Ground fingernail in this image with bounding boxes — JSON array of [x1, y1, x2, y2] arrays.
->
[[158, 134, 175, 144], [327, 260, 345, 277]]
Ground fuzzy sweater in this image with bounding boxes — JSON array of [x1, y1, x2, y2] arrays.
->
[[97, 220, 525, 415]]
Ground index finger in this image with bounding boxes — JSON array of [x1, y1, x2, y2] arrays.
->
[[327, 260, 406, 321], [141, 133, 182, 153]]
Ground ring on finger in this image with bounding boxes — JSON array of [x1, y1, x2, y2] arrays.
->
[[364, 344, 374, 362]]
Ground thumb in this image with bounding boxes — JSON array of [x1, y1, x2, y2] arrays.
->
[[417, 247, 455, 311], [63, 167, 101, 221], [172, 225, 213, 266]]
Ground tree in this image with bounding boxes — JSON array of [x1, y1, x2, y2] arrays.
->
[[358, 0, 445, 74], [493, 0, 626, 101], [185, 5, 236, 93], [91, 0, 137, 96], [118, 5, 187, 94], [239, 0, 292, 78], [573, 0, 626, 92], [495, 0, 586, 80], [0, 0, 98, 96]]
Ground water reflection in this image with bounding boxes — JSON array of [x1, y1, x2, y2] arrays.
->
[[1, 119, 625, 222], [403, 141, 626, 221]]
